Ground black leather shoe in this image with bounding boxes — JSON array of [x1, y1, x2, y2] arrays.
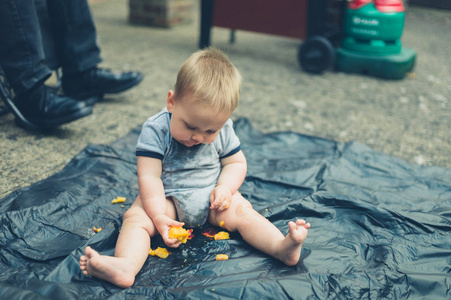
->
[[62, 68, 143, 100], [12, 85, 93, 130]]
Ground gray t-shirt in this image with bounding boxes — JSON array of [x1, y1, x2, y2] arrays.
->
[[136, 108, 241, 227]]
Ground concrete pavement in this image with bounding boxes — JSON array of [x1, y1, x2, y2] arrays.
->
[[1, 0, 450, 198]]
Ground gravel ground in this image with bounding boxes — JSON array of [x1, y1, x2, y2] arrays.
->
[[1, 1, 450, 199]]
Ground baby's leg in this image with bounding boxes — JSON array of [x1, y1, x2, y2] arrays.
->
[[79, 196, 176, 288], [209, 193, 310, 266]]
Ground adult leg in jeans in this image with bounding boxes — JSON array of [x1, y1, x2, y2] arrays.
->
[[47, 0, 143, 101], [0, 0, 92, 129], [46, 0, 102, 76], [0, 0, 52, 94]]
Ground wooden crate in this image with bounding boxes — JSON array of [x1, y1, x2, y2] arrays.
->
[[129, 0, 194, 27]]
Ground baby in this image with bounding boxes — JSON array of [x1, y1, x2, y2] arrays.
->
[[79, 48, 310, 288]]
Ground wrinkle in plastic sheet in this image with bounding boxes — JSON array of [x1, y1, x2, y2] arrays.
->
[[0, 119, 450, 299]]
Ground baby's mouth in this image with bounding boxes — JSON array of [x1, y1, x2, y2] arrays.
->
[[183, 141, 199, 147]]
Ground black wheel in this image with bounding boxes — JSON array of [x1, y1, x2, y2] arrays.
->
[[298, 36, 335, 74]]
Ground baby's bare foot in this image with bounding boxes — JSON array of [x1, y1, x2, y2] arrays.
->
[[79, 246, 136, 288], [280, 219, 310, 266]]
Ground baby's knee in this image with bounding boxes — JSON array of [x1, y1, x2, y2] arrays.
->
[[234, 198, 254, 217], [122, 207, 153, 230], [122, 207, 141, 222]]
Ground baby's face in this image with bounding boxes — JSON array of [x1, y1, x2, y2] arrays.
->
[[167, 91, 230, 147]]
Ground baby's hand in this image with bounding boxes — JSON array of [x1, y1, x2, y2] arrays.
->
[[210, 185, 232, 211], [152, 215, 184, 248]]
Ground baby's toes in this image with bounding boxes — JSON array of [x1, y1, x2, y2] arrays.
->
[[295, 219, 306, 226], [294, 226, 309, 240]]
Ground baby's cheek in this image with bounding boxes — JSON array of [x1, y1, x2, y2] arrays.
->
[[205, 134, 219, 144], [175, 131, 189, 142]]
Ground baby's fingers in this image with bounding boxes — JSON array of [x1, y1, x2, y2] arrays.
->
[[165, 237, 182, 248], [210, 196, 222, 209], [209, 193, 217, 209], [217, 198, 230, 211], [170, 220, 185, 228]]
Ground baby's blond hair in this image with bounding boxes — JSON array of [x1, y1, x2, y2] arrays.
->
[[174, 47, 241, 114]]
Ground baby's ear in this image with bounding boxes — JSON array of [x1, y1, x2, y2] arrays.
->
[[166, 90, 175, 112]]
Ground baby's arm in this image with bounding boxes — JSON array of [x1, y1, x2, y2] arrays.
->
[[210, 150, 247, 211], [137, 156, 183, 247]]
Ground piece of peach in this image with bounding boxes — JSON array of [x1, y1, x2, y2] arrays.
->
[[168, 226, 193, 243], [149, 247, 170, 258], [216, 254, 229, 260], [214, 231, 230, 240]]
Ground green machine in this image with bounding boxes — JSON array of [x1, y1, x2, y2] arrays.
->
[[336, 0, 416, 79]]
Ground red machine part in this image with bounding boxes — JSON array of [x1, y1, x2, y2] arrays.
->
[[349, 0, 405, 12], [374, 0, 405, 12]]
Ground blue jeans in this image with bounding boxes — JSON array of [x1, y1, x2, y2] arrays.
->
[[0, 0, 101, 95]]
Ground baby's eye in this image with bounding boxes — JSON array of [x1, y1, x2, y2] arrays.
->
[[185, 123, 195, 130], [207, 130, 217, 134]]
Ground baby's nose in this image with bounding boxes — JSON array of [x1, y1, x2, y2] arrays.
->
[[192, 134, 203, 143]]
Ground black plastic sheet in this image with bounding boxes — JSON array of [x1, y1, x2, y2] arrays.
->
[[1, 119, 450, 299]]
